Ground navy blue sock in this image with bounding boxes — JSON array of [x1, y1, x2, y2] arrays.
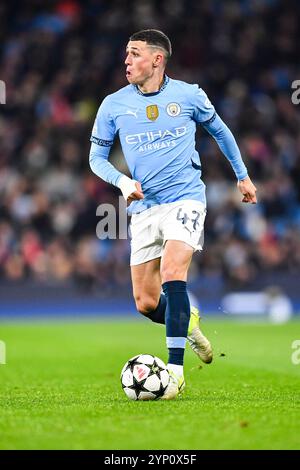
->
[[146, 294, 166, 324], [168, 348, 185, 366], [162, 280, 190, 366]]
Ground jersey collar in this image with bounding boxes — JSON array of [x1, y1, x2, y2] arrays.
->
[[134, 75, 169, 97]]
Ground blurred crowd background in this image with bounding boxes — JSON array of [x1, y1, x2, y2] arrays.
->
[[0, 0, 300, 306]]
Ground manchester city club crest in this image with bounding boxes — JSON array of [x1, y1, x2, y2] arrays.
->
[[146, 105, 159, 121], [166, 102, 181, 117]]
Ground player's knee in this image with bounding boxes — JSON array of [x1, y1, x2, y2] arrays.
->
[[134, 295, 157, 316], [160, 265, 186, 283]]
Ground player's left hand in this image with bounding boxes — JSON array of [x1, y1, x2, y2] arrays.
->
[[237, 176, 257, 204]]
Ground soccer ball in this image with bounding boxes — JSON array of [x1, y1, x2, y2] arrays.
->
[[120, 354, 169, 401]]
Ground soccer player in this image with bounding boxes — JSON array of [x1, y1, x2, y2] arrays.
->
[[89, 29, 257, 399]]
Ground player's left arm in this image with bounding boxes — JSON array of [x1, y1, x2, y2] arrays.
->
[[192, 86, 257, 204], [237, 175, 257, 204], [202, 114, 257, 204]]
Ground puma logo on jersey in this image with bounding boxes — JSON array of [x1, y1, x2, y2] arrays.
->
[[126, 109, 138, 118]]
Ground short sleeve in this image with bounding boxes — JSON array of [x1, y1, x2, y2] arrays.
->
[[192, 86, 216, 124], [90, 96, 116, 147]]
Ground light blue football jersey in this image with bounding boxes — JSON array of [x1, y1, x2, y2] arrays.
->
[[90, 76, 247, 213]]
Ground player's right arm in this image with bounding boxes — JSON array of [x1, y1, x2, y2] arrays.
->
[[89, 96, 144, 201]]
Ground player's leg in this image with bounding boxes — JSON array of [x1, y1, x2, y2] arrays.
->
[[130, 206, 168, 324], [131, 257, 166, 323], [160, 240, 193, 399], [161, 200, 213, 366], [131, 242, 212, 366]]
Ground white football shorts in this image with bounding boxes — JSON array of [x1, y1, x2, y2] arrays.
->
[[129, 199, 206, 266]]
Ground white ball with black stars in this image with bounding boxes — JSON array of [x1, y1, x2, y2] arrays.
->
[[120, 354, 169, 400]]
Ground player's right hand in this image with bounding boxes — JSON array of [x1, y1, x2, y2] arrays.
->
[[127, 181, 144, 202], [118, 175, 144, 202]]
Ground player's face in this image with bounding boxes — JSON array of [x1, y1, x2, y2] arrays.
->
[[125, 41, 158, 85]]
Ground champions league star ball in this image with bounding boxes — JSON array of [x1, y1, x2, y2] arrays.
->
[[121, 354, 169, 400]]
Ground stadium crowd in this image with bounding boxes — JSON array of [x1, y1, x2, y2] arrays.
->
[[0, 0, 300, 296]]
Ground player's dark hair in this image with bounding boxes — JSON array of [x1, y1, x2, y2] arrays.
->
[[129, 29, 172, 62]]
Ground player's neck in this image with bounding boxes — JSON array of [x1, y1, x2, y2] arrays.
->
[[137, 73, 165, 94]]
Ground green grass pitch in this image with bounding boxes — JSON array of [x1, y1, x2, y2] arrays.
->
[[0, 318, 300, 450]]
